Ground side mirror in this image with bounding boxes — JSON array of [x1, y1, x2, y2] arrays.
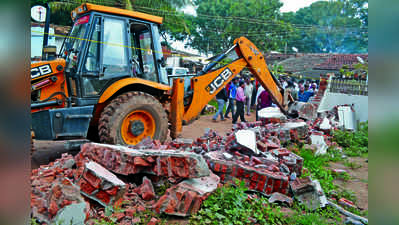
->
[[157, 57, 166, 67]]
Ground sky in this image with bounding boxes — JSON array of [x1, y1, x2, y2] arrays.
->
[[279, 0, 325, 13], [174, 0, 326, 57]]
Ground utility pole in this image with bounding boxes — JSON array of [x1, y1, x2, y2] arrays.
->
[[42, 2, 51, 59]]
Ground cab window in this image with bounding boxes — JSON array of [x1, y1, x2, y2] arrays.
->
[[129, 23, 158, 82], [102, 17, 129, 77]]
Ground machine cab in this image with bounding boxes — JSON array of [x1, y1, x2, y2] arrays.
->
[[61, 3, 168, 103]]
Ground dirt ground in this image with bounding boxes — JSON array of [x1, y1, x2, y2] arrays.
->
[[171, 112, 258, 140], [329, 157, 369, 212]]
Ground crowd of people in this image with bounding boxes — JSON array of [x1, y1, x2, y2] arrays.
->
[[212, 75, 320, 124]]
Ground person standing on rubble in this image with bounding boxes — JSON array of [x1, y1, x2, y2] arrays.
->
[[244, 78, 254, 116], [224, 78, 238, 119], [212, 87, 228, 122], [232, 81, 247, 124]]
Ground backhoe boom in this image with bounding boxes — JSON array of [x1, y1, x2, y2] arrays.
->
[[170, 37, 293, 138]]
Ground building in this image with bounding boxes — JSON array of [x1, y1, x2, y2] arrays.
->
[[31, 22, 71, 60], [264, 53, 368, 80]]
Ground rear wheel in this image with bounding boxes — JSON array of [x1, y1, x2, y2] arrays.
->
[[98, 92, 168, 145]]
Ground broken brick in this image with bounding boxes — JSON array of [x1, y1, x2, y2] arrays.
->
[[134, 176, 155, 201], [76, 143, 210, 179], [77, 161, 126, 207], [153, 173, 219, 216]]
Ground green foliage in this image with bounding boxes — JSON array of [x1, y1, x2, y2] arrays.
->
[[299, 148, 337, 193], [333, 121, 368, 157], [190, 180, 287, 225], [344, 160, 362, 169], [282, 0, 368, 53], [154, 181, 172, 196], [188, 0, 292, 55], [30, 218, 39, 225], [31, 0, 189, 41], [190, 179, 344, 224]]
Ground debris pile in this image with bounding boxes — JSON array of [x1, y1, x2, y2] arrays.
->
[[31, 83, 365, 223]]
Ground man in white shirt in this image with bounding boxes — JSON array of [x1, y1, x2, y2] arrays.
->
[[244, 78, 254, 116]]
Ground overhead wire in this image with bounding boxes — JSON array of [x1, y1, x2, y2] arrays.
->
[[33, 0, 367, 82]]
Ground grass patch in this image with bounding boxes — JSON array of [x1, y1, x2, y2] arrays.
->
[[189, 180, 343, 225], [299, 148, 337, 193], [344, 160, 362, 169], [332, 121, 368, 157]]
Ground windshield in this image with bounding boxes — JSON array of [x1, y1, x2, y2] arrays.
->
[[61, 15, 89, 72]]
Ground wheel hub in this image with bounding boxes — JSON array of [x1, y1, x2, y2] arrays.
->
[[129, 120, 145, 136]]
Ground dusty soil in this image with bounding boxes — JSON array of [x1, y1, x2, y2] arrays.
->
[[172, 113, 258, 140], [328, 157, 368, 212]]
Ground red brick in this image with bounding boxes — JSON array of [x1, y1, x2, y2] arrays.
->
[[78, 178, 96, 195], [134, 157, 150, 167], [214, 163, 221, 172], [105, 186, 119, 196], [83, 170, 101, 189], [125, 207, 136, 217], [256, 175, 267, 192], [95, 191, 110, 205], [273, 180, 281, 192], [48, 200, 58, 216], [170, 157, 189, 177], [148, 217, 159, 225]]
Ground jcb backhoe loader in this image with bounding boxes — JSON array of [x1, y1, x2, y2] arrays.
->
[[31, 3, 298, 147]]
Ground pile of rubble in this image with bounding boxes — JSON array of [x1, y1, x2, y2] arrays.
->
[[31, 98, 365, 224]]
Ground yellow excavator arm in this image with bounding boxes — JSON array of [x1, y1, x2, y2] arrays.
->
[[170, 37, 294, 138]]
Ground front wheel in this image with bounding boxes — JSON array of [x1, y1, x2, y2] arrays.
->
[[98, 91, 168, 145]]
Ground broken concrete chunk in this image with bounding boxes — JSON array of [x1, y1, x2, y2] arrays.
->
[[222, 152, 233, 160], [313, 179, 327, 208], [153, 172, 220, 216], [258, 107, 287, 122], [338, 198, 356, 209], [292, 179, 327, 210], [320, 117, 331, 130], [290, 177, 314, 195], [310, 134, 328, 155], [77, 161, 126, 207], [288, 102, 316, 121], [235, 129, 259, 155], [345, 217, 364, 225], [53, 202, 88, 225], [76, 143, 210, 179], [268, 192, 293, 207], [135, 176, 155, 201], [31, 178, 88, 224]]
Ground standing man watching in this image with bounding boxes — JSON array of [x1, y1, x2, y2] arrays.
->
[[298, 84, 314, 102], [232, 81, 247, 124], [212, 88, 227, 122], [244, 78, 254, 116], [256, 88, 272, 121], [224, 78, 238, 119]]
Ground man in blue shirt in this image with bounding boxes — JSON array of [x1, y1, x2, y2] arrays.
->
[[224, 78, 238, 118], [298, 84, 314, 102]]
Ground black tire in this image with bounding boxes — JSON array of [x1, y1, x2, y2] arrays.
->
[[98, 91, 168, 145]]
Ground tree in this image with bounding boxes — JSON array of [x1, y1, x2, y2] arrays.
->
[[30, 0, 190, 42], [186, 0, 293, 55], [282, 0, 368, 53]]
